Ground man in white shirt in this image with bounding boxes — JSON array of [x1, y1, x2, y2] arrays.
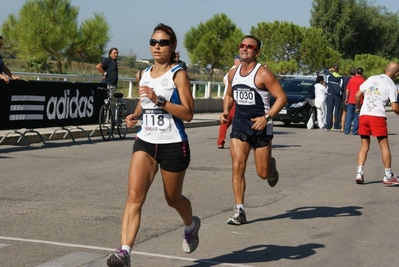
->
[[314, 76, 328, 129], [355, 62, 399, 185]]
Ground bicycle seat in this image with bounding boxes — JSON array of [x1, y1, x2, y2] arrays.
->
[[114, 92, 124, 99]]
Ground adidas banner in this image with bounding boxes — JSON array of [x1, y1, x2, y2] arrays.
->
[[0, 80, 106, 130]]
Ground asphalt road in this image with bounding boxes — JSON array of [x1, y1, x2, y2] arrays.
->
[[1, 114, 399, 267]]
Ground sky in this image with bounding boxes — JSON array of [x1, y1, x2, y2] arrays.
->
[[1, 0, 398, 64]]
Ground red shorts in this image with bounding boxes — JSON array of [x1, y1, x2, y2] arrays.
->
[[358, 115, 387, 137]]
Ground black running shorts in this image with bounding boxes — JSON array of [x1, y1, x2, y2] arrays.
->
[[132, 137, 190, 172], [230, 129, 273, 149]]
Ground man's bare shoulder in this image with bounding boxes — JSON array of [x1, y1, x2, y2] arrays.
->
[[255, 66, 278, 86]]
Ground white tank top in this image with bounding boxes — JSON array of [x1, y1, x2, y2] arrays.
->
[[136, 65, 188, 143], [232, 63, 273, 136]]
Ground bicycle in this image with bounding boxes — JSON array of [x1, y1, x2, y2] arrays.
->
[[97, 86, 128, 141]]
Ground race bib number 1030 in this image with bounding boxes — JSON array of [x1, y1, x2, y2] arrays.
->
[[234, 89, 255, 105]]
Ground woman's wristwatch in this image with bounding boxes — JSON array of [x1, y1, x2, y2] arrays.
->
[[156, 95, 167, 107]]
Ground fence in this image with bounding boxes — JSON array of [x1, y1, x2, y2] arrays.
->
[[12, 72, 319, 99], [13, 72, 225, 99]]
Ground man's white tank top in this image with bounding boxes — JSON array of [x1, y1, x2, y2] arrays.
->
[[136, 65, 188, 144], [231, 63, 273, 136]]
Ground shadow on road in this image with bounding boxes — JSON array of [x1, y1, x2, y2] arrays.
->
[[249, 205, 363, 223], [0, 136, 135, 155], [183, 243, 324, 266]]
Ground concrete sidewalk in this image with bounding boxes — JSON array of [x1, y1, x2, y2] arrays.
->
[[0, 113, 221, 146]]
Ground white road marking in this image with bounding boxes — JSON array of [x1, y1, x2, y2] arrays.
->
[[0, 236, 254, 267], [36, 252, 103, 267]]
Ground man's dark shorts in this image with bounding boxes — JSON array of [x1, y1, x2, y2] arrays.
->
[[341, 102, 348, 112], [133, 137, 190, 172], [230, 129, 273, 149]]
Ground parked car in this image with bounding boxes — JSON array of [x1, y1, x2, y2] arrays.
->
[[271, 78, 317, 126]]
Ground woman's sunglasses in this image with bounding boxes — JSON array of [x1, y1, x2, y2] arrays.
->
[[239, 43, 258, 50], [149, 39, 171, 47]]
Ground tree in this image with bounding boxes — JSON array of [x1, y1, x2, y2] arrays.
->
[[351, 54, 389, 78], [252, 21, 303, 62], [300, 27, 342, 75], [250, 21, 303, 74], [66, 13, 110, 64], [1, 0, 110, 74], [310, 0, 357, 58], [184, 13, 243, 81], [271, 60, 298, 75], [369, 7, 399, 58], [0, 14, 18, 58], [310, 0, 399, 59]]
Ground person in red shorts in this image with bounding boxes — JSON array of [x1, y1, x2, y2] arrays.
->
[[354, 62, 399, 185], [217, 55, 242, 148]]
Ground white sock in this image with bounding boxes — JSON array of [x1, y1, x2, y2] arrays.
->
[[121, 245, 131, 254], [357, 166, 363, 174], [184, 219, 195, 232], [385, 168, 392, 177], [236, 204, 244, 211]]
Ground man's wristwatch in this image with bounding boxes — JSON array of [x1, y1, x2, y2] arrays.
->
[[156, 95, 167, 107], [264, 114, 271, 122]]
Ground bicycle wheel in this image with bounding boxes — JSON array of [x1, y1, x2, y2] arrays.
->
[[99, 104, 114, 141], [117, 104, 127, 139]]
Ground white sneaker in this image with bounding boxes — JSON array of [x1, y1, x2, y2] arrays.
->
[[182, 216, 201, 253], [383, 173, 399, 185], [355, 172, 364, 184], [227, 206, 247, 225]]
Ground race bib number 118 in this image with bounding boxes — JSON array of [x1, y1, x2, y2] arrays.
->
[[142, 109, 172, 133]]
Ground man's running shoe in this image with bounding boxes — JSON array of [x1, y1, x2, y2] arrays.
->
[[383, 173, 399, 185], [182, 216, 201, 253], [227, 206, 247, 225], [267, 157, 279, 187], [107, 247, 131, 267], [355, 172, 364, 184]]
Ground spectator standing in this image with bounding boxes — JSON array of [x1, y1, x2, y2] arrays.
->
[[324, 64, 343, 131], [106, 23, 200, 267], [221, 35, 287, 225], [344, 68, 365, 135], [355, 62, 399, 185], [0, 36, 20, 83], [174, 51, 188, 71], [340, 68, 356, 132], [96, 47, 119, 97], [217, 55, 241, 148], [314, 76, 328, 129]]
